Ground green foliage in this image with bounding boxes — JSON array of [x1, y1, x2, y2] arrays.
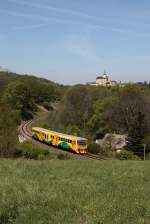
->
[[1, 71, 67, 120], [126, 112, 148, 157], [87, 142, 101, 154], [49, 85, 112, 134], [48, 84, 150, 144], [116, 150, 141, 160], [0, 71, 17, 97], [3, 80, 36, 120], [16, 142, 50, 160], [66, 124, 81, 136], [0, 103, 20, 158], [87, 97, 114, 138], [104, 85, 150, 133]]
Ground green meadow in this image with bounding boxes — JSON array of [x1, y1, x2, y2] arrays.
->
[[0, 160, 150, 224]]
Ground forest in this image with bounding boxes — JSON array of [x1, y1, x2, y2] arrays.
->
[[0, 71, 150, 159]]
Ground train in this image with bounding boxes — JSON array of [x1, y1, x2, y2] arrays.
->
[[32, 127, 88, 154]]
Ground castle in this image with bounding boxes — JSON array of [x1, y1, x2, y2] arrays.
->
[[88, 71, 124, 87]]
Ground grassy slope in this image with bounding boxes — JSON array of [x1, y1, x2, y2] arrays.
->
[[0, 160, 150, 224]]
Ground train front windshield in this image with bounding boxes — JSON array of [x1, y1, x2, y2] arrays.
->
[[77, 140, 87, 147]]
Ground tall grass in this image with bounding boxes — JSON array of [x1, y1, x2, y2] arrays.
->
[[0, 160, 150, 223]]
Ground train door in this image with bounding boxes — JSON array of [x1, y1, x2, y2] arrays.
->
[[39, 132, 43, 141], [42, 132, 47, 142], [54, 135, 59, 146]]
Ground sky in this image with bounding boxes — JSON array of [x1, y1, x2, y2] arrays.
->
[[0, 0, 150, 84]]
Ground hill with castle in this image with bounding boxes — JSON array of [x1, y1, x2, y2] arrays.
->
[[88, 71, 125, 87]]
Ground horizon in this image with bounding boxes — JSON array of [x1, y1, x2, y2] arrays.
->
[[0, 0, 150, 84]]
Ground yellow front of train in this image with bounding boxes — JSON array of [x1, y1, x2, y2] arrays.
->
[[76, 139, 88, 154]]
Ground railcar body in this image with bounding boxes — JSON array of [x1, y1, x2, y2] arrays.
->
[[32, 127, 88, 154]]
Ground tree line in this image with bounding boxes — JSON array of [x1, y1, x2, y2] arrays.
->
[[48, 84, 150, 158], [0, 70, 150, 159]]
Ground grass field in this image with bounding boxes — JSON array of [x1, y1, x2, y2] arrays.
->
[[0, 160, 150, 224]]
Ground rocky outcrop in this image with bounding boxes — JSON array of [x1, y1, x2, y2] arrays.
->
[[96, 133, 127, 150]]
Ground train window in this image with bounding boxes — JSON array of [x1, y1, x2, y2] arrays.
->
[[77, 140, 87, 146]]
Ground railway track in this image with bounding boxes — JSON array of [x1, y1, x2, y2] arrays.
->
[[18, 118, 102, 160]]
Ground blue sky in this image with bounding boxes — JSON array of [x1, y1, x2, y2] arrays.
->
[[0, 0, 150, 84]]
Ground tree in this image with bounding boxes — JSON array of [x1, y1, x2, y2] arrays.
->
[[66, 124, 81, 136], [0, 103, 20, 157], [3, 80, 36, 119], [49, 85, 111, 134], [87, 97, 113, 139], [104, 85, 150, 133], [126, 112, 149, 157]]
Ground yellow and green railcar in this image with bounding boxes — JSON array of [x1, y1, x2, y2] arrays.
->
[[32, 127, 88, 154]]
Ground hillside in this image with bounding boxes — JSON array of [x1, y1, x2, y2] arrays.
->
[[0, 160, 150, 224], [0, 71, 66, 97], [0, 71, 68, 120], [0, 71, 17, 96]]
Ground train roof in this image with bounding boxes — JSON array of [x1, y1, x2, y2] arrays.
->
[[32, 127, 87, 141]]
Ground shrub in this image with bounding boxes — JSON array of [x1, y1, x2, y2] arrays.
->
[[15, 142, 50, 160], [88, 143, 101, 154], [116, 149, 141, 160], [57, 153, 70, 160]]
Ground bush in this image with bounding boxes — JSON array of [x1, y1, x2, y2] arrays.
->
[[116, 150, 141, 160], [15, 142, 50, 160], [57, 153, 70, 160], [88, 143, 101, 154]]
